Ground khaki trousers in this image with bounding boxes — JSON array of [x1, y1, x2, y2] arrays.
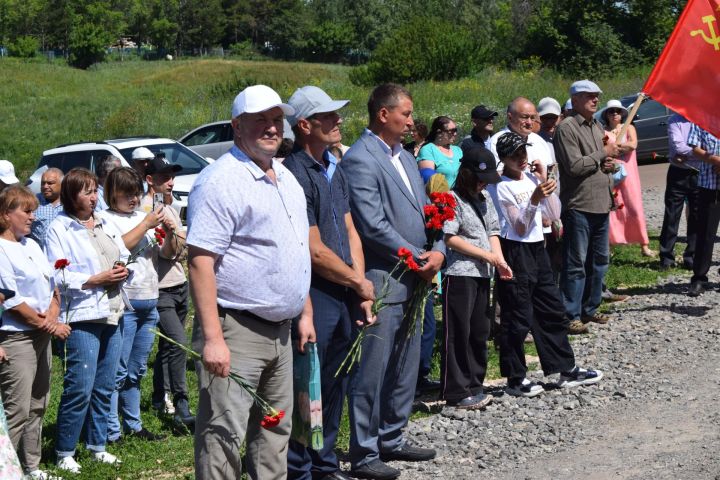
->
[[0, 329, 52, 471], [192, 309, 293, 480]]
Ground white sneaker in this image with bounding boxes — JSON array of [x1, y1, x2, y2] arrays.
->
[[28, 470, 63, 480], [56, 456, 81, 474], [164, 392, 175, 414], [506, 378, 545, 397], [92, 451, 122, 465]]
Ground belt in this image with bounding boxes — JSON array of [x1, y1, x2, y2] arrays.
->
[[220, 306, 291, 326]]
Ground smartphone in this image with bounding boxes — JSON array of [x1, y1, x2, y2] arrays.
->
[[547, 164, 556, 181], [152, 193, 164, 210], [0, 288, 16, 300]]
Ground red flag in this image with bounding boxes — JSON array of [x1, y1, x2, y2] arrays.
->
[[643, 0, 720, 137]]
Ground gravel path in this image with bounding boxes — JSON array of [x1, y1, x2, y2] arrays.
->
[[389, 186, 720, 479]]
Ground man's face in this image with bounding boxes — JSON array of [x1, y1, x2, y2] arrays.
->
[[472, 117, 495, 136], [573, 92, 600, 118], [149, 173, 175, 195], [233, 107, 284, 162], [380, 96, 414, 145], [133, 159, 151, 175], [40, 171, 62, 203], [540, 114, 561, 135], [305, 111, 343, 146], [507, 101, 538, 138]]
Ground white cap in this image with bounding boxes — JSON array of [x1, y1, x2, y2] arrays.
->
[[231, 85, 295, 119], [0, 160, 19, 184], [537, 97, 561, 117], [564, 99, 572, 111], [132, 147, 154, 161]]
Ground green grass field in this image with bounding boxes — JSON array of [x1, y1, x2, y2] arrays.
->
[[1, 57, 673, 478], [1, 56, 650, 180]]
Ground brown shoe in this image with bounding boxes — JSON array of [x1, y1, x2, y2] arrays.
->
[[568, 319, 589, 334], [582, 313, 610, 324], [603, 292, 629, 303]]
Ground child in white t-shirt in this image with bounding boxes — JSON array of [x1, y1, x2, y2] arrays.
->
[[494, 132, 603, 398]]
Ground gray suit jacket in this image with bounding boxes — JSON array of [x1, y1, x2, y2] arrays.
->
[[341, 130, 445, 303]]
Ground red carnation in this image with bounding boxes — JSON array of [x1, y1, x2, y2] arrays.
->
[[54, 259, 70, 270], [261, 409, 285, 429], [423, 205, 439, 217], [617, 203, 625, 210]]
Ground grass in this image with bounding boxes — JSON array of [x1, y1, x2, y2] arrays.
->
[[1, 56, 651, 180]]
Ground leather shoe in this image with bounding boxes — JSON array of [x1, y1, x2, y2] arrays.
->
[[416, 377, 441, 392], [380, 441, 436, 462], [349, 459, 400, 480], [688, 281, 705, 297], [321, 470, 353, 480]]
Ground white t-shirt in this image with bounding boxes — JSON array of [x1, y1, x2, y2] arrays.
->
[[0, 238, 54, 331], [104, 210, 159, 300], [496, 172, 545, 243]]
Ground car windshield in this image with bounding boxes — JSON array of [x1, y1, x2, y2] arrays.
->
[[117, 142, 208, 175]]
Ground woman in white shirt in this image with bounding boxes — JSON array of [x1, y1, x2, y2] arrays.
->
[[45, 168, 130, 474], [0, 185, 70, 479], [102, 167, 176, 444], [494, 132, 603, 398]]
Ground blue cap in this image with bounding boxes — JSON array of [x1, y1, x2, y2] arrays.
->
[[569, 80, 603, 96]]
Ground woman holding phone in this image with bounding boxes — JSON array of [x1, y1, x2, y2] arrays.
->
[[45, 168, 130, 474], [102, 167, 178, 444]]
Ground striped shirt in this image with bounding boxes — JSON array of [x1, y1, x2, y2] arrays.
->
[[687, 125, 720, 190]]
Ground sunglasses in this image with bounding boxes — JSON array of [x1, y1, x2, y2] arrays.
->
[[443, 128, 458, 134], [607, 109, 623, 115]]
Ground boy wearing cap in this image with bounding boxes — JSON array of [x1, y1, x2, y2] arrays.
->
[[187, 85, 312, 480], [282, 86, 374, 480], [494, 132, 603, 397], [553, 80, 622, 332], [139, 158, 196, 429], [460, 105, 497, 154]]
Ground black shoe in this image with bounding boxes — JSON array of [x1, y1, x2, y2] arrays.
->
[[416, 377, 441, 393], [682, 260, 693, 270], [688, 282, 705, 297], [350, 459, 400, 480], [379, 441, 436, 462], [447, 393, 492, 410], [129, 427, 165, 441], [659, 262, 675, 271], [173, 398, 195, 428], [320, 470, 353, 480]]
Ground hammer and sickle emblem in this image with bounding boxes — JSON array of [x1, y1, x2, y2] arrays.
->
[[691, 15, 720, 51]]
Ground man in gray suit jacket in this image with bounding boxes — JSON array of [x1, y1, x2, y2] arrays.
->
[[341, 83, 445, 480]]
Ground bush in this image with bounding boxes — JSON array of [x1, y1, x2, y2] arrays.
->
[[228, 41, 265, 60], [349, 16, 486, 86], [8, 36, 39, 58], [68, 23, 112, 69]]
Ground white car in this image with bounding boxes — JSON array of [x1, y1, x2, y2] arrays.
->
[[178, 121, 233, 160], [26, 137, 209, 223]]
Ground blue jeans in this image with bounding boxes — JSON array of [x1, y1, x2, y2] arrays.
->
[[108, 299, 158, 441], [560, 209, 610, 320], [55, 322, 123, 457]]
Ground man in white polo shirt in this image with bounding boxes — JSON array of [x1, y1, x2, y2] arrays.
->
[[187, 85, 313, 480]]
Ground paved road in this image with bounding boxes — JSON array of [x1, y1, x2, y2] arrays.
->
[[638, 162, 669, 190]]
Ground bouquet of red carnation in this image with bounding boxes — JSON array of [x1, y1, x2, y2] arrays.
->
[[403, 192, 457, 337]]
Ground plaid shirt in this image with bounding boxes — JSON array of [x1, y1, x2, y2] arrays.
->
[[29, 198, 63, 248], [687, 125, 720, 190]]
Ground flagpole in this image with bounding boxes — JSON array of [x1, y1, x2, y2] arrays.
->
[[616, 92, 646, 142]]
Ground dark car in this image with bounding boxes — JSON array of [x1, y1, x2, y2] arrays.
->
[[619, 95, 674, 162]]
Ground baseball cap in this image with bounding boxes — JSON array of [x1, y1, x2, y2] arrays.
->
[[145, 156, 182, 175], [131, 147, 155, 161], [471, 105, 498, 120], [286, 86, 349, 127], [563, 99, 572, 111], [496, 132, 532, 158], [0, 161, 19, 184], [231, 85, 294, 119], [570, 80, 603, 96], [460, 148, 501, 184], [537, 97, 561, 117]]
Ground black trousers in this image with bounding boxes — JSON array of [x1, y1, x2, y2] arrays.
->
[[152, 282, 190, 405], [440, 275, 491, 402], [496, 239, 575, 380], [691, 188, 720, 284], [659, 165, 700, 267]]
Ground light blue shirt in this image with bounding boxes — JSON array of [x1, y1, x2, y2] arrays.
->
[[186, 145, 311, 321], [688, 124, 720, 190], [30, 196, 63, 248]]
